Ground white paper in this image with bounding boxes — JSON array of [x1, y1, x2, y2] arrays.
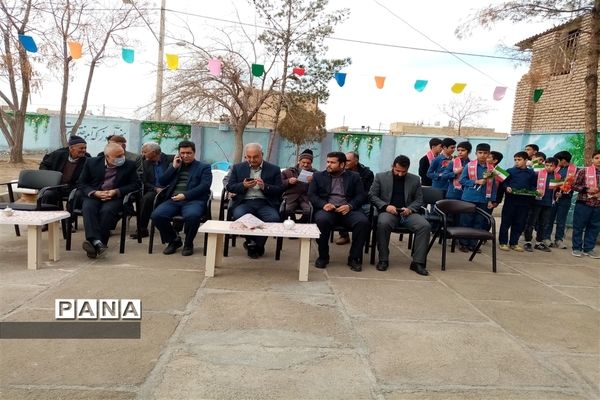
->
[[231, 213, 265, 229], [297, 170, 313, 183]]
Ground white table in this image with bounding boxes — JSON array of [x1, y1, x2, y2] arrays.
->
[[198, 220, 321, 281], [0, 210, 71, 270]]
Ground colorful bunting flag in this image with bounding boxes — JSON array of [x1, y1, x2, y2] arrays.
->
[[292, 67, 305, 76], [166, 54, 179, 70], [68, 41, 82, 59], [251, 63, 264, 77], [493, 86, 507, 101], [334, 72, 346, 87], [414, 80, 428, 92], [122, 48, 134, 64], [18, 34, 37, 53], [451, 83, 467, 94], [374, 76, 385, 89], [208, 58, 221, 76], [533, 88, 544, 103]]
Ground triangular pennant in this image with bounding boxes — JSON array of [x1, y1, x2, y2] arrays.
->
[[374, 76, 386, 89], [208, 58, 221, 76], [493, 86, 507, 101], [122, 48, 134, 64], [533, 88, 544, 103], [334, 72, 346, 87], [166, 53, 179, 70], [68, 41, 82, 59], [292, 67, 305, 76], [414, 79, 428, 92], [18, 34, 37, 53], [451, 83, 467, 94], [251, 63, 264, 77]]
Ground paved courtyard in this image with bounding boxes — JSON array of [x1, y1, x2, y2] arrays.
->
[[0, 207, 598, 399]]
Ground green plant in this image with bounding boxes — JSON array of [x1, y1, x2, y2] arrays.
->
[[566, 133, 600, 166], [334, 132, 382, 157], [141, 121, 191, 151], [25, 113, 50, 142]]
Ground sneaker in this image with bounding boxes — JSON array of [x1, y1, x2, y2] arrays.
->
[[572, 250, 583, 257], [499, 244, 510, 251], [510, 245, 524, 252], [534, 243, 551, 252], [523, 242, 533, 252], [542, 239, 552, 247], [583, 250, 600, 259], [554, 240, 567, 249]]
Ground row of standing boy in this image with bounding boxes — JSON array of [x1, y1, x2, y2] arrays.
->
[[419, 138, 600, 259]]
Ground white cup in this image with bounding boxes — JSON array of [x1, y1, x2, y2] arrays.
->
[[3, 207, 14, 217]]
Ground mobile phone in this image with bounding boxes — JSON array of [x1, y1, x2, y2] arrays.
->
[[244, 178, 255, 182]]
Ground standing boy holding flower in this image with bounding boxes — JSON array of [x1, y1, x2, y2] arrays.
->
[[571, 150, 600, 258]]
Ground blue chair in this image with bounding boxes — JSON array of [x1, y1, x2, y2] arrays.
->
[[211, 160, 231, 171]]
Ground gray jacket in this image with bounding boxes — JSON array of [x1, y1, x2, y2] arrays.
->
[[369, 171, 423, 213]]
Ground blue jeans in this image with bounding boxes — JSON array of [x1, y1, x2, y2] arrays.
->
[[544, 196, 572, 242], [572, 202, 600, 252], [151, 200, 206, 247]]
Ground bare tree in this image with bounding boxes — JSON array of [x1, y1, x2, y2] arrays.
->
[[439, 94, 492, 136], [278, 103, 326, 156], [252, 0, 349, 160], [0, 0, 39, 163], [41, 0, 147, 146], [456, 0, 599, 163]]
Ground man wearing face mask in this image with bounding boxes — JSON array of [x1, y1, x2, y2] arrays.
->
[[78, 142, 140, 258]]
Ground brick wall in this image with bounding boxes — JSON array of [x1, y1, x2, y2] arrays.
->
[[511, 16, 600, 133]]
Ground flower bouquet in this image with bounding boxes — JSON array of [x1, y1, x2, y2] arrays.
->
[[556, 175, 575, 199]]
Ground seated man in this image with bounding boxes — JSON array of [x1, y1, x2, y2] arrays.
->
[[78, 142, 140, 258], [39, 135, 90, 207], [98, 134, 143, 175], [151, 140, 211, 256], [369, 155, 431, 276], [132, 141, 173, 239], [226, 143, 283, 259], [281, 149, 316, 223], [308, 151, 370, 272]]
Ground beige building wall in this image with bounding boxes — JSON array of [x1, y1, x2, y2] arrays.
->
[[511, 16, 600, 133], [389, 122, 507, 138]]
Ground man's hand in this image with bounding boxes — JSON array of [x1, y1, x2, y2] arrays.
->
[[399, 207, 412, 217], [306, 175, 313, 183], [94, 190, 114, 201], [323, 203, 336, 212], [172, 155, 182, 169], [155, 187, 163, 194], [488, 201, 497, 209], [475, 179, 486, 185], [506, 187, 513, 194], [385, 205, 398, 215], [454, 167, 463, 175], [171, 193, 185, 202], [255, 177, 265, 189], [335, 204, 351, 215], [288, 177, 298, 185], [243, 178, 257, 189]]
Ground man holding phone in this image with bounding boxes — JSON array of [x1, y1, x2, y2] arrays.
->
[[151, 140, 212, 256], [226, 143, 284, 259], [369, 155, 431, 275]]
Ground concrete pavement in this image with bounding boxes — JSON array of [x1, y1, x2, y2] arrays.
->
[[0, 212, 598, 399]]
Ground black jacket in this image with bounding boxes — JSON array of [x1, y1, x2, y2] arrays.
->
[[39, 147, 90, 186], [308, 170, 367, 211], [77, 156, 140, 198], [418, 155, 432, 186], [142, 153, 174, 193], [226, 161, 284, 209], [354, 163, 374, 192]]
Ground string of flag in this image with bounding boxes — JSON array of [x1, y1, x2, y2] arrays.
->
[[16, 34, 545, 104]]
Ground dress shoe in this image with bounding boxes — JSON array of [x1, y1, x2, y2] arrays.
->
[[130, 230, 149, 239], [181, 246, 194, 256], [243, 239, 257, 250], [82, 241, 97, 259], [163, 237, 183, 255], [410, 262, 429, 276], [314, 257, 329, 269], [347, 258, 362, 272], [458, 245, 470, 253], [95, 242, 108, 259], [336, 234, 350, 245], [376, 261, 389, 271]]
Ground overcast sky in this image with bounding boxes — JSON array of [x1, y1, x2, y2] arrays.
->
[[26, 0, 556, 133]]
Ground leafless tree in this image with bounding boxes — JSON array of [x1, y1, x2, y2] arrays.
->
[[439, 94, 493, 136], [278, 102, 326, 156]]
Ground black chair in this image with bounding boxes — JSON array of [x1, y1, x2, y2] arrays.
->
[[219, 187, 238, 257], [427, 199, 496, 272], [0, 170, 67, 236], [421, 186, 445, 234], [274, 200, 314, 260], [369, 204, 414, 265], [147, 190, 212, 255], [65, 188, 142, 254]]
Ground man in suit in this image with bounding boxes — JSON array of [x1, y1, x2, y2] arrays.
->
[[151, 140, 212, 256], [370, 155, 431, 275], [97, 134, 143, 175], [308, 151, 370, 272], [132, 141, 173, 239], [226, 143, 284, 259], [78, 142, 140, 258], [39, 135, 90, 206]]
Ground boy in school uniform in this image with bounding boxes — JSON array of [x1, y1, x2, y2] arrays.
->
[[458, 143, 496, 252], [498, 151, 537, 251], [427, 138, 456, 193], [418, 138, 443, 186], [571, 150, 600, 259], [523, 157, 560, 252], [445, 141, 471, 200], [544, 151, 578, 249]]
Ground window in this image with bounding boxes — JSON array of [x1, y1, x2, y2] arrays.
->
[[553, 29, 580, 75]]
